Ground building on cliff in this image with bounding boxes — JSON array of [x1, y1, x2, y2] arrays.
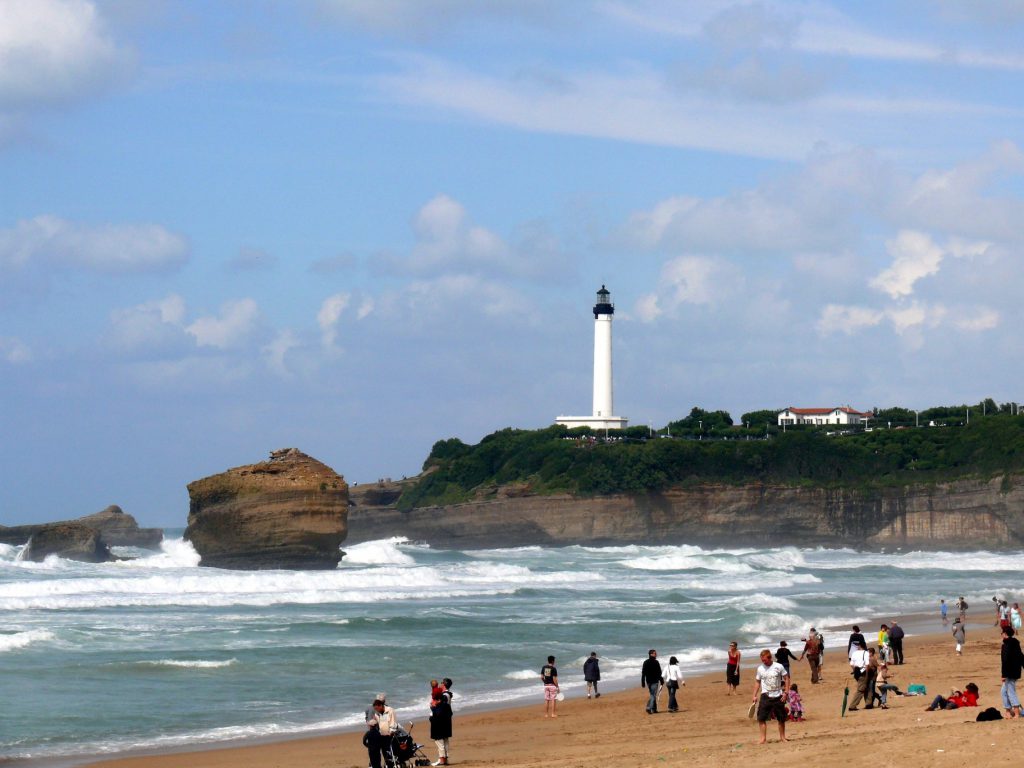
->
[[555, 285, 629, 431], [778, 406, 872, 427]]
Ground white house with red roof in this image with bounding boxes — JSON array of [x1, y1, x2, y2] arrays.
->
[[777, 406, 872, 427]]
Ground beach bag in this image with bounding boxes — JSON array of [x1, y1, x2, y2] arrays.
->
[[977, 707, 1003, 722], [907, 684, 926, 695]]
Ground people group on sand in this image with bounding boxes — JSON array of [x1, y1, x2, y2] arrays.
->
[[360, 595, 1024, 761]]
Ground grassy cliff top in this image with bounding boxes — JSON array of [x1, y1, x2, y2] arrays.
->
[[397, 415, 1024, 510]]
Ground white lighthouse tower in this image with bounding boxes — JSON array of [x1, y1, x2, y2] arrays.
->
[[555, 285, 628, 431]]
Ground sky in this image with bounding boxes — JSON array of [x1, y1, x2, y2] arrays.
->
[[2, 0, 1024, 526]]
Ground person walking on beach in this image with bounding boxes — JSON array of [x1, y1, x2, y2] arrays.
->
[[1000, 626, 1024, 719], [1013, 603, 1022, 631], [877, 624, 890, 664], [846, 641, 870, 711], [774, 641, 798, 675], [847, 625, 866, 655], [953, 618, 966, 655], [429, 678, 454, 766], [888, 620, 905, 665], [641, 649, 664, 714], [540, 656, 560, 718], [726, 642, 741, 694], [940, 599, 948, 624], [800, 628, 823, 683], [751, 649, 789, 744], [665, 655, 685, 712], [583, 652, 601, 699]]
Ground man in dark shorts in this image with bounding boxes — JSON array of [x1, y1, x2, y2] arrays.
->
[[751, 649, 789, 744], [540, 655, 560, 717]]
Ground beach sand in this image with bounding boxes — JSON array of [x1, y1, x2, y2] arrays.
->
[[84, 623, 1019, 768]]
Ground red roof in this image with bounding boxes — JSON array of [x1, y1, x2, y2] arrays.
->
[[784, 407, 871, 417]]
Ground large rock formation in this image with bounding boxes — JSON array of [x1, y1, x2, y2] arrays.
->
[[346, 474, 1024, 550], [22, 522, 113, 563], [0, 505, 163, 548], [186, 448, 349, 570]]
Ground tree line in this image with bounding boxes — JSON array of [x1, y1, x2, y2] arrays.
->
[[396, 402, 1024, 509]]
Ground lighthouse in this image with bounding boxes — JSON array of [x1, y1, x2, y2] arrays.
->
[[555, 285, 629, 431]]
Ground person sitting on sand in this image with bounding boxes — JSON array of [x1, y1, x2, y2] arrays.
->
[[876, 661, 904, 708], [925, 682, 980, 711]]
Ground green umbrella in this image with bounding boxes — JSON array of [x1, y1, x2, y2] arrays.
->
[[841, 686, 850, 717]]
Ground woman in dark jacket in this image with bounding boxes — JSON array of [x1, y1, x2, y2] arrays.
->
[[430, 678, 454, 766]]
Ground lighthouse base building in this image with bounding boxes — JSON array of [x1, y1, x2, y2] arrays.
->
[[555, 285, 628, 431]]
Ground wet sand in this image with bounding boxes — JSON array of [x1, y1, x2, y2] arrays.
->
[[83, 622, 1018, 768]]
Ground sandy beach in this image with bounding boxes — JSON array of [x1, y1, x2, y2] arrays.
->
[[80, 621, 1020, 768]]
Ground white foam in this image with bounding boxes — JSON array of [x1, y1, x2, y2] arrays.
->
[[504, 669, 540, 680], [0, 629, 55, 652], [343, 537, 415, 566], [140, 659, 237, 669], [117, 538, 201, 568], [620, 553, 755, 573]]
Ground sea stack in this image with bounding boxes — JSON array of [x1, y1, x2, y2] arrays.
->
[[22, 522, 114, 563], [185, 448, 349, 570]]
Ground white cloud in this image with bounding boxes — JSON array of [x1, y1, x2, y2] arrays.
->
[[186, 299, 260, 349], [816, 304, 884, 336], [0, 335, 32, 364], [869, 230, 945, 299], [356, 297, 375, 320], [0, 0, 129, 109], [870, 230, 993, 299], [107, 294, 188, 352], [952, 307, 1000, 332], [0, 215, 188, 273], [317, 292, 351, 351], [262, 329, 301, 377], [634, 255, 735, 322]]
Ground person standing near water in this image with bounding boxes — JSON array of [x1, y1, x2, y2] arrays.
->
[[751, 649, 789, 744], [429, 679, 453, 766], [583, 652, 601, 699], [940, 599, 948, 623], [540, 656, 559, 718], [726, 642, 741, 694], [1000, 626, 1024, 719], [888, 620, 905, 665], [641, 649, 664, 714]]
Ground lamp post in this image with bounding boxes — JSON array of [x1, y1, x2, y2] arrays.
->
[[698, 420, 703, 440]]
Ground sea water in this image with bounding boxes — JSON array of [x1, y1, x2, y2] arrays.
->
[[2, 533, 1022, 764]]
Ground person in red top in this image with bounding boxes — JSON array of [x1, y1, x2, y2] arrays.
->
[[925, 682, 980, 711]]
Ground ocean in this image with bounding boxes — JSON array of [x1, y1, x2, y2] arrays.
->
[[2, 533, 1021, 764]]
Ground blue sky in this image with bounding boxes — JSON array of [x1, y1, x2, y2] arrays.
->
[[2, 0, 1024, 526]]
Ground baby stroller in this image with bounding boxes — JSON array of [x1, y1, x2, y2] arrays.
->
[[383, 723, 431, 768]]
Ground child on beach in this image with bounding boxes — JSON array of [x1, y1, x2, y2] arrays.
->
[[787, 684, 804, 721]]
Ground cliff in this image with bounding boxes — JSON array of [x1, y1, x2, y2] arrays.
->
[[21, 522, 114, 563], [186, 448, 349, 570], [346, 474, 1024, 550], [0, 505, 163, 548]]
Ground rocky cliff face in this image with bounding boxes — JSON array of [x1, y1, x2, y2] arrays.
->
[[0, 505, 163, 548], [22, 522, 113, 563], [186, 448, 349, 570], [346, 475, 1024, 550]]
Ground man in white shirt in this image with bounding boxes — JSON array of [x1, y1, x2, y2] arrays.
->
[[751, 649, 790, 744], [847, 641, 870, 711]]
